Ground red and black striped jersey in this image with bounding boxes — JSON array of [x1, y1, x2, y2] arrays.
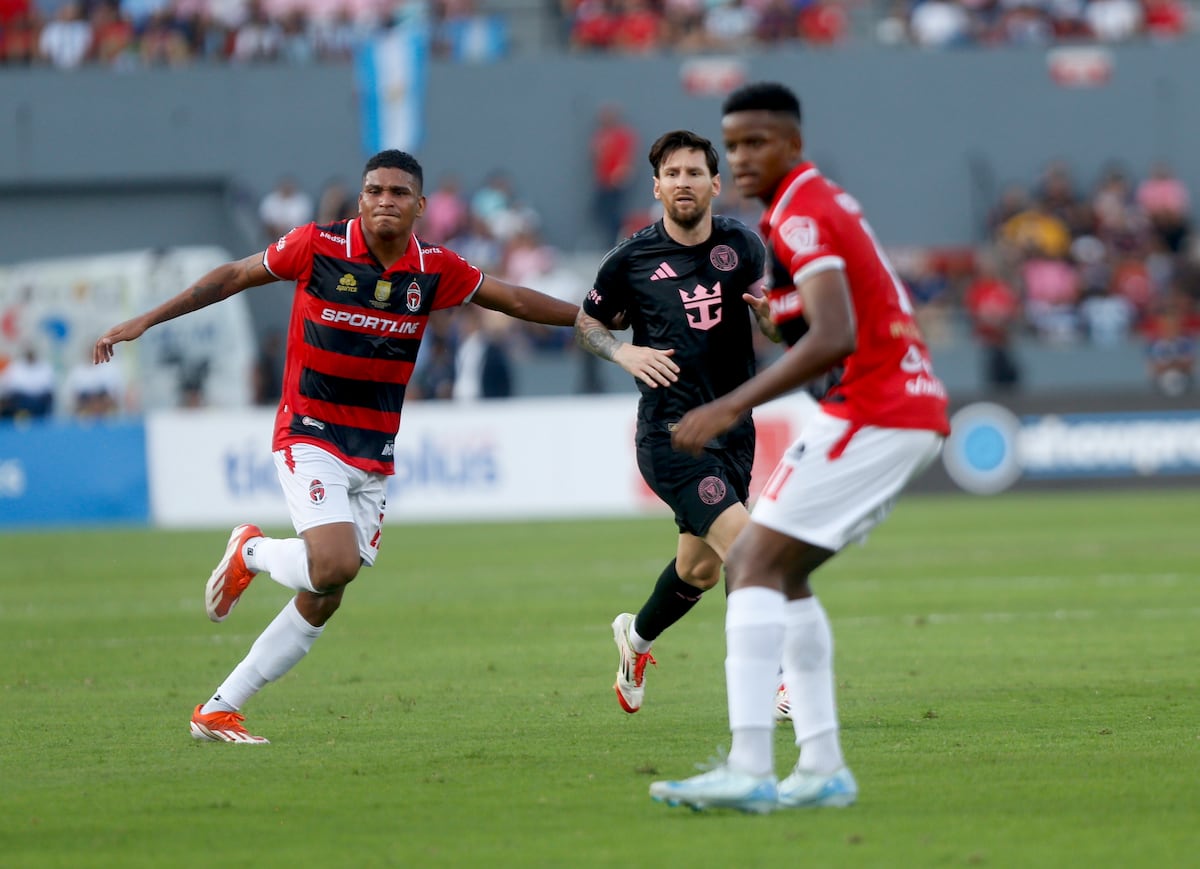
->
[[263, 218, 484, 474]]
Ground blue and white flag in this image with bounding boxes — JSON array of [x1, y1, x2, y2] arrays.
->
[[355, 26, 430, 158]]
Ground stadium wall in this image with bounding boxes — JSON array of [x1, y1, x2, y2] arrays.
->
[[2, 392, 1197, 530], [1, 43, 1198, 261]]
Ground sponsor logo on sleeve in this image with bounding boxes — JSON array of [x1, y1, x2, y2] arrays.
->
[[779, 216, 818, 256]]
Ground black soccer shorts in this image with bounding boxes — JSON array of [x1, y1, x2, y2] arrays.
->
[[635, 424, 754, 537]]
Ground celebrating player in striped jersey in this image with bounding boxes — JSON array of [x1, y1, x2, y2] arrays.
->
[[94, 150, 579, 744]]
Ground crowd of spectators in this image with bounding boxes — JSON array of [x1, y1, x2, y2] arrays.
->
[[898, 158, 1199, 395], [562, 0, 1193, 52], [880, 0, 1190, 48], [5, 154, 1197, 415], [0, 344, 127, 420], [0, 0, 1192, 70], [0, 0, 503, 68]]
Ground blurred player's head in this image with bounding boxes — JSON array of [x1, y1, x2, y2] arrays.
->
[[649, 130, 720, 232], [360, 150, 426, 241], [720, 82, 804, 203], [721, 82, 802, 124]]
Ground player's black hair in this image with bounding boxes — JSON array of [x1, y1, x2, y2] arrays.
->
[[721, 82, 802, 124], [362, 149, 425, 191], [647, 130, 720, 177]]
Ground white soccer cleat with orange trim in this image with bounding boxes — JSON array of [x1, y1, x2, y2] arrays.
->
[[612, 613, 656, 713], [189, 704, 270, 744]]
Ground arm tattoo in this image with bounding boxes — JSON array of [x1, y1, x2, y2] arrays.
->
[[575, 314, 622, 361], [152, 278, 230, 325], [187, 281, 227, 310]]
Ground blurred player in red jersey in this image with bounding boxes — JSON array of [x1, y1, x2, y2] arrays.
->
[[649, 82, 950, 813], [94, 150, 578, 744]]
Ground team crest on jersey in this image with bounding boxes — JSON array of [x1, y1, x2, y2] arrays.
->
[[709, 245, 738, 271], [308, 479, 326, 505], [679, 283, 723, 331], [780, 216, 819, 255], [406, 281, 422, 312], [697, 476, 726, 505]]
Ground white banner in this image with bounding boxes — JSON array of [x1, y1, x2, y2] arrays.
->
[[0, 247, 254, 413], [145, 394, 817, 528]]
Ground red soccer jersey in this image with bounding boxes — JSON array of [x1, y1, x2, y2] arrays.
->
[[761, 163, 949, 435], [264, 218, 483, 473]]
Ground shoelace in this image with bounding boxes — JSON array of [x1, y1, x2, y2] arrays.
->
[[204, 710, 248, 729], [631, 650, 657, 686]]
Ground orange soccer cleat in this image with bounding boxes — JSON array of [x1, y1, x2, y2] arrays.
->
[[205, 524, 263, 622]]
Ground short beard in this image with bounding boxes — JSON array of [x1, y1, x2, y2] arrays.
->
[[665, 206, 705, 231]]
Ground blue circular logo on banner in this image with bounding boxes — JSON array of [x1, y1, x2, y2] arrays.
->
[[942, 403, 1022, 494]]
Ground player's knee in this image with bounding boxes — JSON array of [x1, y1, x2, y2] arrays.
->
[[298, 586, 345, 626], [676, 559, 722, 591], [309, 552, 361, 592]]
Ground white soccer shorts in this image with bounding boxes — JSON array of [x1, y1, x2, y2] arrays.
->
[[750, 408, 944, 552], [273, 443, 387, 566]]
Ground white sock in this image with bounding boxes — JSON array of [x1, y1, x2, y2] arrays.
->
[[244, 536, 317, 593], [783, 596, 845, 774], [724, 586, 786, 777], [201, 597, 324, 713], [629, 621, 653, 654]]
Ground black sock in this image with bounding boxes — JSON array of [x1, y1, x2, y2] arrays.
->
[[634, 559, 705, 642]]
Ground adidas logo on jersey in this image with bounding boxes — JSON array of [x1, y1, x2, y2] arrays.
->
[[650, 262, 678, 281]]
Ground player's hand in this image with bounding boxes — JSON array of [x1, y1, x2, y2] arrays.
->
[[672, 399, 742, 455], [744, 292, 779, 342], [93, 320, 146, 364], [613, 344, 678, 388]]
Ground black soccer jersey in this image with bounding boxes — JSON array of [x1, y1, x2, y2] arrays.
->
[[584, 216, 767, 443]]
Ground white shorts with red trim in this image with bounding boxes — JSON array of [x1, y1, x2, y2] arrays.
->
[[751, 408, 944, 552], [273, 443, 387, 566]]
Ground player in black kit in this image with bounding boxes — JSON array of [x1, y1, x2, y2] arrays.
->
[[576, 129, 785, 715]]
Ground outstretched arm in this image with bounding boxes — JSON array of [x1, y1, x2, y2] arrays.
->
[[94, 253, 275, 363], [472, 274, 579, 327], [575, 309, 678, 389]]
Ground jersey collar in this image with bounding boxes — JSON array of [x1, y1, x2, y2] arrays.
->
[[348, 218, 426, 273], [761, 161, 821, 235]]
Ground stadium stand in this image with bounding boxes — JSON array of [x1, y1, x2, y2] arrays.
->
[[1, 3, 1198, 405]]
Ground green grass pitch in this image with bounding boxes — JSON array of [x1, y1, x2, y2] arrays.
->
[[2, 489, 1197, 868]]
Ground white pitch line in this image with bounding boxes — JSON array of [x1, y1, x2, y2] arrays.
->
[[840, 607, 1200, 628]]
